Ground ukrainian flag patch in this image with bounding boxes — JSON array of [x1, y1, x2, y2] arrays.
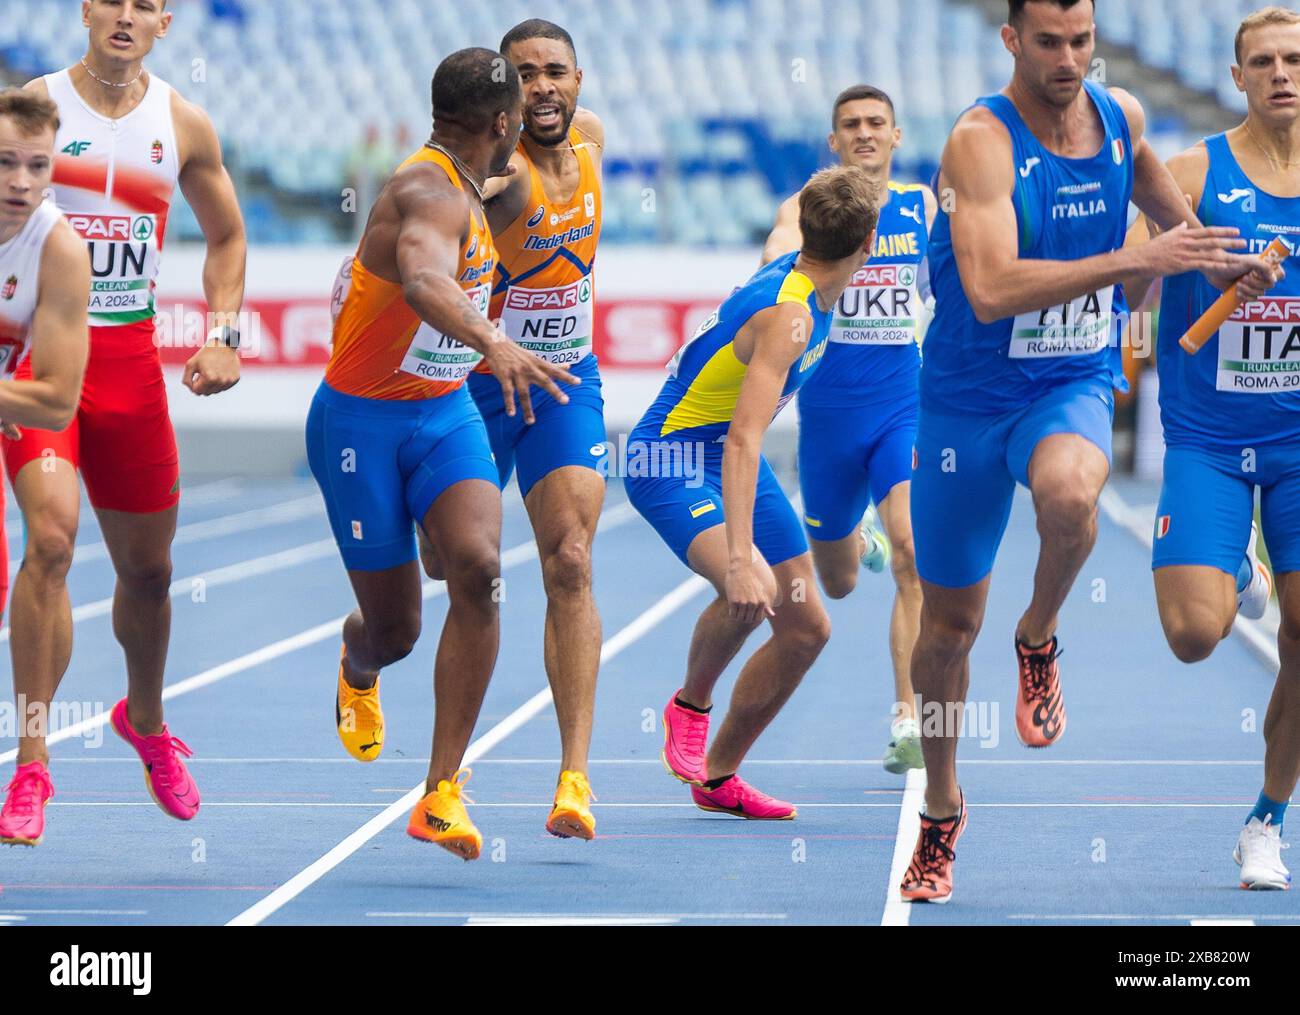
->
[[689, 500, 717, 519]]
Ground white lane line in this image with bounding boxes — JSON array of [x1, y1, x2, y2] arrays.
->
[[42, 756, 1266, 766], [369, 911, 786, 922], [226, 572, 711, 927], [1191, 919, 1255, 926], [1098, 487, 1280, 671], [44, 800, 1277, 809], [0, 539, 337, 643], [0, 909, 148, 916], [882, 767, 925, 926], [70, 495, 326, 566], [1011, 913, 1280, 922], [467, 917, 681, 926], [0, 501, 639, 765]]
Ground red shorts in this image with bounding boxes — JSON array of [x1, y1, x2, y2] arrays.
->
[[0, 482, 7, 617], [4, 321, 180, 514]]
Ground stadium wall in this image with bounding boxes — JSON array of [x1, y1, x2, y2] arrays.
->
[[155, 245, 783, 476]]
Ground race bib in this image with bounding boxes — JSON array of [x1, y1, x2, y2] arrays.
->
[[1009, 287, 1113, 359], [498, 277, 593, 366], [399, 284, 489, 382], [0, 341, 18, 376], [67, 212, 160, 320], [668, 304, 723, 376], [1216, 297, 1300, 394], [330, 255, 354, 325], [830, 263, 919, 346]]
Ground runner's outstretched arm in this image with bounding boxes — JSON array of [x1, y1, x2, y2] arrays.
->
[[945, 113, 1261, 324], [392, 166, 578, 423]]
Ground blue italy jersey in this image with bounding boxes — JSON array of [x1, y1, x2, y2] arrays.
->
[[1157, 132, 1300, 448], [921, 80, 1134, 414]]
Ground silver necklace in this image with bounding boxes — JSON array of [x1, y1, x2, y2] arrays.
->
[[1245, 121, 1300, 172], [80, 57, 143, 90], [425, 140, 485, 203]]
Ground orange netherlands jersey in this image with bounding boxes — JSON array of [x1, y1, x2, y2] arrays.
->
[[325, 146, 497, 400], [483, 125, 601, 372]]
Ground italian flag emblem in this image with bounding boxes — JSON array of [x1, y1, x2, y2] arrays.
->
[[1112, 139, 1125, 165], [1155, 515, 1171, 540], [1, 275, 15, 301], [150, 139, 164, 165]]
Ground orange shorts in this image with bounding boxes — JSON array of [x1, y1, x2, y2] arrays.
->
[[4, 320, 180, 515]]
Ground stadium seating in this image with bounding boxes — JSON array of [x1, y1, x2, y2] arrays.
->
[[0, 0, 1244, 244]]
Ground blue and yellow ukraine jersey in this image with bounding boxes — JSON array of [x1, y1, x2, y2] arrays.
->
[[634, 252, 833, 445]]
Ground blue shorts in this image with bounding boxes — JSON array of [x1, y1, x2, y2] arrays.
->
[[798, 398, 917, 542], [912, 377, 1115, 588], [467, 355, 608, 499], [625, 444, 807, 569], [306, 381, 499, 572], [1153, 442, 1300, 577]]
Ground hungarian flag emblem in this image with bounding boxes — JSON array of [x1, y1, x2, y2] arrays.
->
[[150, 140, 164, 165], [1155, 515, 1171, 540], [1112, 139, 1125, 165], [1, 275, 16, 301]]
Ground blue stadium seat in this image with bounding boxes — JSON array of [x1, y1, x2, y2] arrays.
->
[[2, 0, 1230, 245]]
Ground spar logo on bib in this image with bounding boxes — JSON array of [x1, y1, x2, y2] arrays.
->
[[501, 278, 594, 365], [505, 278, 591, 315], [830, 263, 919, 345], [1217, 297, 1300, 393], [67, 214, 132, 242]]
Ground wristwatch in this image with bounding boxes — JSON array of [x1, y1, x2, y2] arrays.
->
[[207, 325, 241, 350]]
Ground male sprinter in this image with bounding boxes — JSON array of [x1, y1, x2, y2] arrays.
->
[[0, 90, 91, 845], [762, 85, 936, 774], [312, 49, 577, 862], [901, 0, 1277, 902], [467, 20, 607, 839], [3, 0, 247, 834], [630, 166, 878, 818], [1132, 7, 1296, 890]]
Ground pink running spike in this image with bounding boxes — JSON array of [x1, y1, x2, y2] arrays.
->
[[110, 699, 201, 821]]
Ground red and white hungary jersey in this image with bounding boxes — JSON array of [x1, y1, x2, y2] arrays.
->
[[44, 68, 180, 329], [0, 200, 61, 376]]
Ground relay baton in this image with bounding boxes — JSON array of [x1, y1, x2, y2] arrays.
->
[[1179, 236, 1290, 354]]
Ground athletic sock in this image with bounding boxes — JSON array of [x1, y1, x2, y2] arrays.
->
[[1247, 791, 1287, 832], [1236, 554, 1253, 596], [1017, 636, 1054, 653], [703, 773, 734, 791], [674, 695, 711, 715]]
